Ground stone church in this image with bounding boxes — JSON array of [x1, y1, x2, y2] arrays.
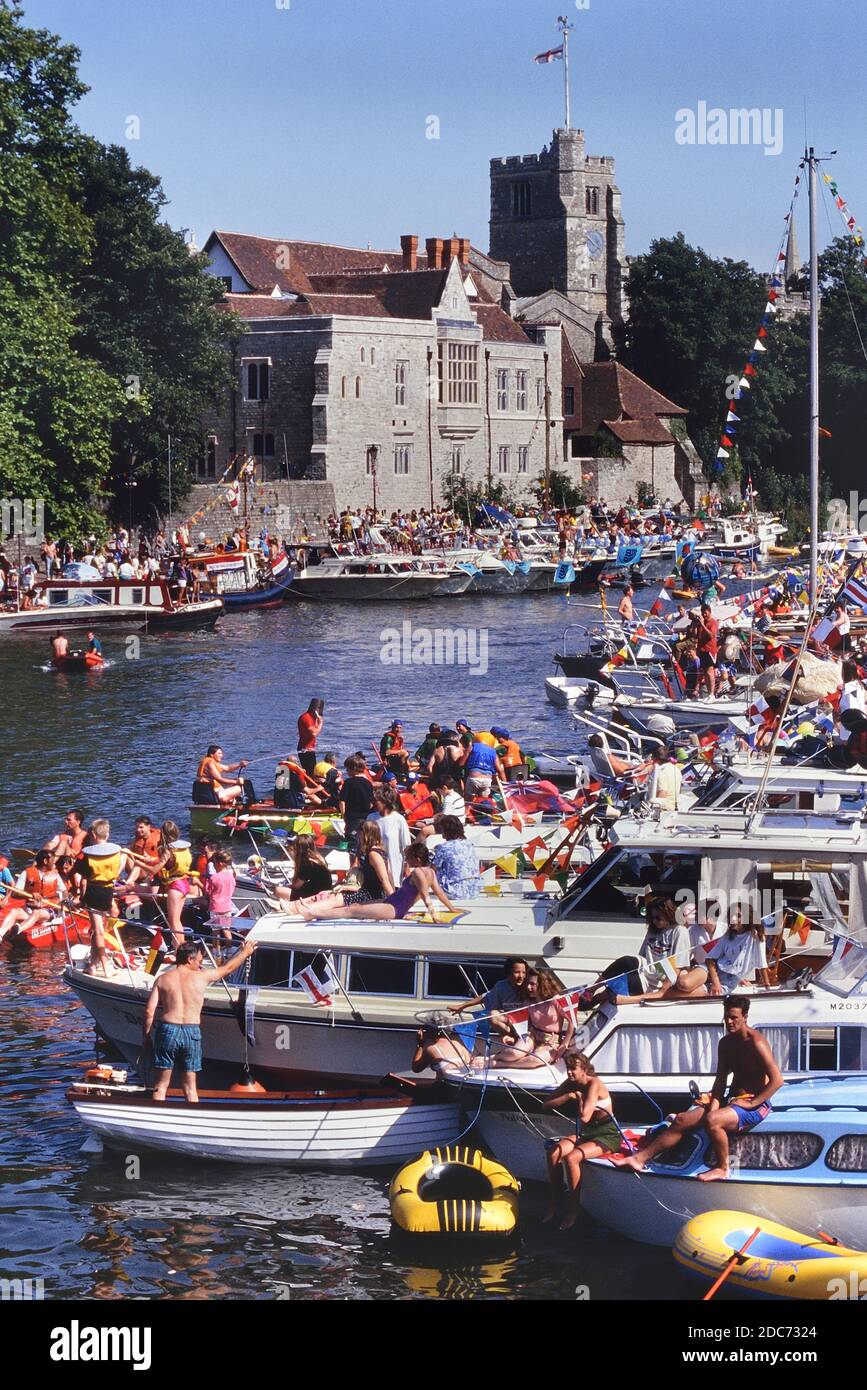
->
[[193, 124, 702, 522]]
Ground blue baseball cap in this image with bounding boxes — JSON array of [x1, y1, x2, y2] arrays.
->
[[490, 726, 510, 739]]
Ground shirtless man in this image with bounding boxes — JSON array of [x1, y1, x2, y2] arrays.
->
[[195, 745, 250, 805], [615, 995, 782, 1181], [51, 632, 69, 661], [617, 585, 635, 624], [143, 937, 258, 1101], [44, 808, 87, 861]]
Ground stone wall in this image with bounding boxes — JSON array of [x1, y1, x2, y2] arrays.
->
[[184, 480, 337, 544]]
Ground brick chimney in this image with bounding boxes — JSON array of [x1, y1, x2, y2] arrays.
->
[[400, 234, 418, 272], [425, 236, 444, 270], [443, 236, 461, 265], [457, 237, 471, 266]]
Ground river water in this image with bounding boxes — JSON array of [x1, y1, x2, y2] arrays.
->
[[0, 592, 699, 1301]]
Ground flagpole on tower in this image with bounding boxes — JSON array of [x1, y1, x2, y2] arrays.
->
[[558, 15, 572, 129]]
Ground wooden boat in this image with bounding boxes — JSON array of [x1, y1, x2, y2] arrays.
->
[[66, 1081, 461, 1166], [51, 650, 104, 671], [185, 548, 293, 610], [673, 1209, 867, 1300]]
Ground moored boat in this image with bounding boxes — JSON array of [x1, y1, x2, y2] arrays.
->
[[578, 1077, 867, 1249], [66, 1080, 461, 1166], [673, 1209, 867, 1299], [0, 572, 222, 633]]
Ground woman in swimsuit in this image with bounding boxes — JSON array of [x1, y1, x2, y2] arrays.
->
[[543, 1052, 621, 1230], [411, 1018, 479, 1076], [290, 822, 393, 915], [297, 843, 454, 921], [491, 969, 575, 1069]]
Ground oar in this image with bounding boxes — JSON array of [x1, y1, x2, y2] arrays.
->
[[702, 1226, 761, 1301]]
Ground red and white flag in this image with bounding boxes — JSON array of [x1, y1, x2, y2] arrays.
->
[[748, 694, 775, 727], [649, 586, 670, 617], [811, 615, 840, 648], [842, 576, 867, 612], [292, 954, 339, 1007], [534, 45, 564, 63]]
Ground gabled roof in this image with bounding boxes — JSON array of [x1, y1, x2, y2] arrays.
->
[[581, 360, 687, 428], [603, 417, 676, 444], [205, 231, 426, 295], [219, 265, 534, 343], [559, 337, 687, 439]]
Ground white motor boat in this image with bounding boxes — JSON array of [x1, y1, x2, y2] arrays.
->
[[579, 1076, 867, 1248], [0, 573, 223, 633], [286, 552, 472, 601], [67, 1080, 461, 1166]]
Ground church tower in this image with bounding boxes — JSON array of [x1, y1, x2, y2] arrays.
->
[[488, 127, 627, 324]]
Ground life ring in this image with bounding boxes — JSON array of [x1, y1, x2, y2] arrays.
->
[[673, 1210, 867, 1299], [389, 1145, 520, 1236]]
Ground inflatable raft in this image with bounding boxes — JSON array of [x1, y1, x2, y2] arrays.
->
[[390, 1145, 520, 1237], [673, 1209, 867, 1299]]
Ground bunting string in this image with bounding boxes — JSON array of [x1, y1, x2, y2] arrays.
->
[[822, 170, 867, 269], [715, 161, 804, 467]]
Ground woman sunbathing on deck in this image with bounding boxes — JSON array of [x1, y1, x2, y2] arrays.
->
[[295, 843, 455, 920]]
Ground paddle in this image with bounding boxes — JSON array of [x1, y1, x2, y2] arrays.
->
[[702, 1226, 761, 1301]]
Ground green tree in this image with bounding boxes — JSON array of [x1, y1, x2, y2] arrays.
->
[[624, 233, 807, 478], [0, 3, 123, 536], [530, 469, 585, 510], [74, 139, 240, 525]]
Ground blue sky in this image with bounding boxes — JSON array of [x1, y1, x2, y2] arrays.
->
[[21, 0, 867, 270]]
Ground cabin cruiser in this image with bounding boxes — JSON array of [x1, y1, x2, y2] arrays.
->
[[64, 806, 867, 1087], [580, 1076, 867, 1247], [286, 551, 472, 601], [0, 572, 223, 633]]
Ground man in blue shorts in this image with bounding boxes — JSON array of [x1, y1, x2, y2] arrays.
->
[[616, 995, 782, 1180], [143, 936, 258, 1101]]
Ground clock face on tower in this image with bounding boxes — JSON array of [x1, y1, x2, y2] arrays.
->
[[585, 229, 605, 262]]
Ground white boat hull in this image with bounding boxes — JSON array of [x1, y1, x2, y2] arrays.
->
[[69, 1090, 461, 1166], [580, 1161, 867, 1249]]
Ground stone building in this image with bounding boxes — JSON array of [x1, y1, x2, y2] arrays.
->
[[487, 127, 628, 360], [198, 231, 563, 513], [560, 341, 704, 508]]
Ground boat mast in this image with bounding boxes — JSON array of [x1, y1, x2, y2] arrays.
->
[[807, 147, 819, 609]]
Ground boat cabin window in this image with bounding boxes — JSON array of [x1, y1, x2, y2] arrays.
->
[[826, 1135, 867, 1172], [425, 958, 506, 1000], [731, 1131, 823, 1171], [131, 588, 144, 605], [557, 846, 702, 920], [347, 954, 417, 996], [250, 947, 342, 989], [48, 590, 68, 606], [92, 589, 112, 605]]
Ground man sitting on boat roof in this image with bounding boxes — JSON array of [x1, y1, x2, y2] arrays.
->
[[613, 995, 783, 1182]]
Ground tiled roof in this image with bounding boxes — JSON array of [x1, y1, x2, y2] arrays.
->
[[307, 269, 450, 321], [216, 249, 534, 343], [583, 361, 687, 424], [220, 293, 311, 317], [304, 293, 392, 318], [207, 231, 448, 295], [472, 303, 533, 344], [604, 417, 675, 444]]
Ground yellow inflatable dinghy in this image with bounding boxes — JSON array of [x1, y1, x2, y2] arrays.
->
[[389, 1145, 520, 1236], [674, 1209, 867, 1299]]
